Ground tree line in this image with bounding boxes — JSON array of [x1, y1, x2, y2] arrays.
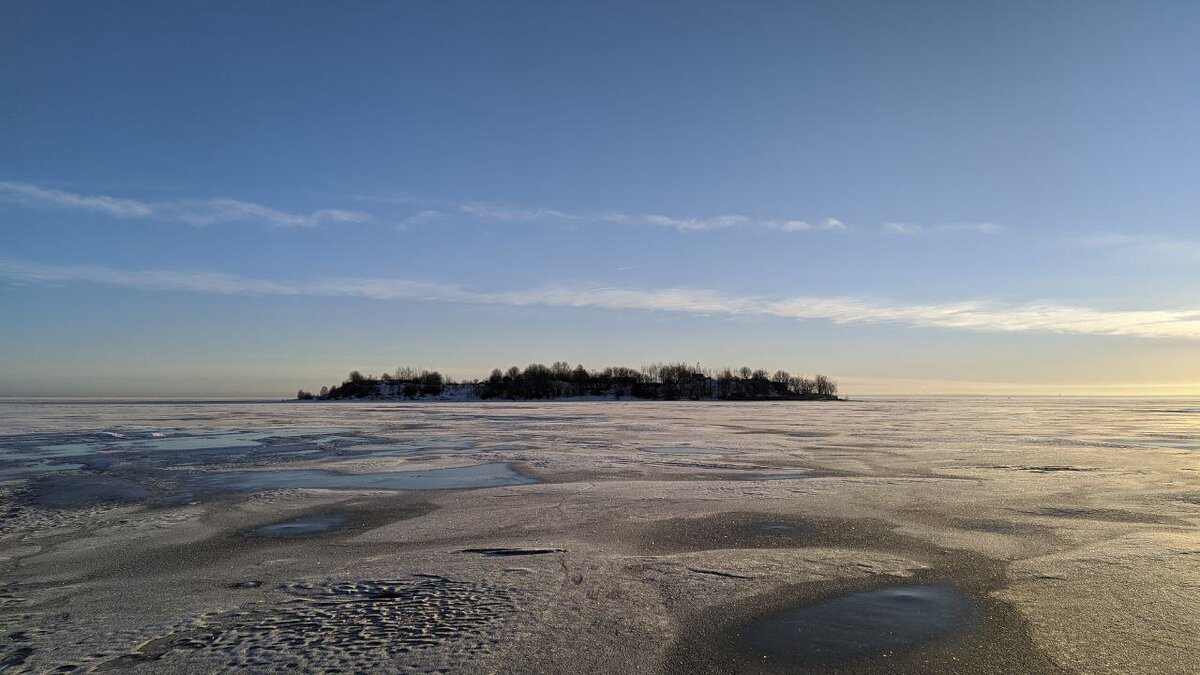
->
[[300, 362, 839, 401]]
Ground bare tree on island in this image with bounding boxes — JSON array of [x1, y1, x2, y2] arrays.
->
[[814, 374, 837, 397]]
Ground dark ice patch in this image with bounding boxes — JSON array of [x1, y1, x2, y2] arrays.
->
[[248, 513, 349, 538], [29, 474, 153, 509], [183, 462, 536, 497], [736, 585, 978, 667]]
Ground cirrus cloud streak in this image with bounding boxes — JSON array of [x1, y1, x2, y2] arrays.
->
[[2, 257, 1198, 340], [0, 182, 371, 228]]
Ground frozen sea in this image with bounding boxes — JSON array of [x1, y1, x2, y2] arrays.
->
[[0, 397, 1197, 673]]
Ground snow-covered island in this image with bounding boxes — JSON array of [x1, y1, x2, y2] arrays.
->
[[298, 363, 841, 401]]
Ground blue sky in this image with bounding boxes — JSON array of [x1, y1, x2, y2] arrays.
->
[[2, 1, 1199, 396]]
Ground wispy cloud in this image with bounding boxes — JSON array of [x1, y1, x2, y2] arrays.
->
[[3, 181, 992, 238], [394, 209, 448, 230], [4, 257, 1198, 340], [459, 202, 579, 223], [1078, 232, 1200, 262], [0, 181, 372, 228], [599, 211, 756, 232], [406, 200, 968, 236], [410, 200, 851, 234], [884, 222, 1004, 236], [0, 182, 155, 218]]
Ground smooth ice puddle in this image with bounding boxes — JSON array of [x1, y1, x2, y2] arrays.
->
[[186, 462, 535, 494], [737, 585, 977, 666], [343, 439, 478, 457], [249, 513, 349, 538], [27, 443, 105, 458], [29, 474, 155, 508], [129, 434, 264, 451], [128, 428, 355, 452], [0, 443, 103, 477], [0, 462, 85, 479], [0, 427, 381, 479]]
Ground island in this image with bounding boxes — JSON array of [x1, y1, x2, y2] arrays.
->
[[298, 362, 841, 401]]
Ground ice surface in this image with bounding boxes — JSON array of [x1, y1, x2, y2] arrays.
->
[[737, 585, 978, 664], [249, 513, 350, 538], [185, 462, 535, 494], [0, 397, 1196, 674], [642, 446, 733, 455]]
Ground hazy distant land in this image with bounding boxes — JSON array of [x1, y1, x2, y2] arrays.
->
[[299, 362, 842, 401]]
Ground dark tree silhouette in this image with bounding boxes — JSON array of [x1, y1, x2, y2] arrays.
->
[[309, 363, 839, 401]]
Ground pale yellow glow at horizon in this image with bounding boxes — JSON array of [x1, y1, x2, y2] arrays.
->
[[838, 377, 1200, 397]]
